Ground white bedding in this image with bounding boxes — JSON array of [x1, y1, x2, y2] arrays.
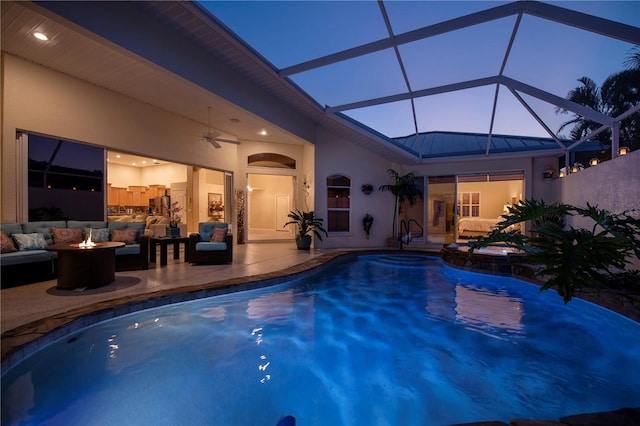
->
[[457, 217, 501, 233]]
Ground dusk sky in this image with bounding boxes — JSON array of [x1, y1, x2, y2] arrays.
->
[[203, 1, 639, 139]]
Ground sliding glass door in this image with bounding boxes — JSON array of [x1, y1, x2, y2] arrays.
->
[[426, 175, 456, 245]]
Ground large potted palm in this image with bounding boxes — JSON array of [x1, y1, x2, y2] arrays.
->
[[379, 168, 423, 246], [284, 209, 328, 250]]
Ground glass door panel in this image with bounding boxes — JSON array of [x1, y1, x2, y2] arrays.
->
[[426, 175, 456, 245]]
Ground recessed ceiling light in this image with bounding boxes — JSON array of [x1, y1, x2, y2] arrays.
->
[[259, 129, 268, 136], [142, 160, 147, 164], [116, 154, 121, 158], [132, 162, 136, 166], [33, 32, 48, 41], [152, 159, 160, 164]]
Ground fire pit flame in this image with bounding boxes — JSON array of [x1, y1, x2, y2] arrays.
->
[[79, 229, 97, 248]]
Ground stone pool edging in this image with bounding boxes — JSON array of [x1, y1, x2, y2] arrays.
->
[[441, 245, 640, 323]]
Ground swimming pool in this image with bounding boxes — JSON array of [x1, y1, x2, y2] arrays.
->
[[2, 254, 639, 425]]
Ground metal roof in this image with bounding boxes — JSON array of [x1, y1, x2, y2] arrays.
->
[[392, 131, 604, 159]]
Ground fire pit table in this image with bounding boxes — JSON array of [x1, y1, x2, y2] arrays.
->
[[46, 241, 125, 290]]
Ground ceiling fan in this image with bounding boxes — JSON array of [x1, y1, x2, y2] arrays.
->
[[201, 107, 240, 148]]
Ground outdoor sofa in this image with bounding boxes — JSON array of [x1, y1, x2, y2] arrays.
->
[[1, 220, 149, 287]]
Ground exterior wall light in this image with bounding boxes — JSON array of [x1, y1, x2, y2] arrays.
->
[[543, 164, 554, 181], [589, 158, 599, 166], [618, 146, 630, 156]]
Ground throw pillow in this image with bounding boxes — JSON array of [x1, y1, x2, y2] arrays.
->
[[0, 230, 17, 253], [52, 227, 83, 244], [111, 229, 138, 245], [12, 233, 47, 251], [210, 227, 228, 243], [84, 228, 110, 243]]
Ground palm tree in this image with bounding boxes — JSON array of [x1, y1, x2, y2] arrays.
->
[[556, 76, 608, 145], [623, 45, 640, 70], [379, 168, 423, 240], [557, 47, 640, 151]]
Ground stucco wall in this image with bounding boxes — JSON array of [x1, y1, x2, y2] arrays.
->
[[560, 150, 640, 214], [313, 128, 396, 249], [561, 151, 640, 269]]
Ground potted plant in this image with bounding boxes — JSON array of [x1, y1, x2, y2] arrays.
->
[[361, 184, 374, 195], [379, 168, 423, 246], [284, 209, 328, 250], [164, 201, 183, 237]]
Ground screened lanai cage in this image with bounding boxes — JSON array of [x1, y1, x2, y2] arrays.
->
[[204, 0, 639, 165]]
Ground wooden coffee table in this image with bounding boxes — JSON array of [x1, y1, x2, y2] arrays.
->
[[46, 242, 125, 290], [150, 236, 190, 266]]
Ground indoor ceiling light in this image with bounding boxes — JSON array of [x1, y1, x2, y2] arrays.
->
[[33, 32, 48, 41], [259, 129, 267, 136]]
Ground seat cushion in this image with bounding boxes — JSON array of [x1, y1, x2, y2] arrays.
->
[[195, 242, 227, 252], [0, 250, 55, 266], [1, 223, 24, 236], [115, 244, 141, 255], [67, 220, 107, 229]]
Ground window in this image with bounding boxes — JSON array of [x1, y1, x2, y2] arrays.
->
[[27, 134, 105, 220], [248, 153, 296, 169], [458, 192, 480, 217], [327, 174, 350, 232]]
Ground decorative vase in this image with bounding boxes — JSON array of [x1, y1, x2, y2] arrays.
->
[[295, 235, 312, 250], [166, 226, 180, 237]]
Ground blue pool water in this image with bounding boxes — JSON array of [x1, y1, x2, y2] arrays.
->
[[2, 254, 639, 425]]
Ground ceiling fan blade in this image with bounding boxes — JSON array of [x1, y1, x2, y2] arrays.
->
[[202, 133, 221, 148], [214, 137, 241, 145]]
